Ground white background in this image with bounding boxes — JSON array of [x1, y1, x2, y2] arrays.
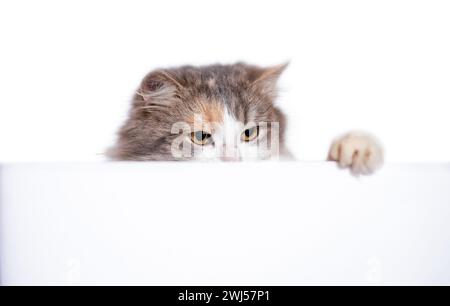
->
[[3, 162, 450, 285], [0, 0, 449, 162]]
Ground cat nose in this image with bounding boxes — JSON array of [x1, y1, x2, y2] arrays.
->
[[220, 146, 241, 162]]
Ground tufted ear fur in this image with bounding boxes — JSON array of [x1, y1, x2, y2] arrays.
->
[[248, 63, 288, 97], [136, 69, 183, 106]]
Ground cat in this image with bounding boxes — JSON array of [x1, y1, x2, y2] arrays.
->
[[108, 63, 383, 175]]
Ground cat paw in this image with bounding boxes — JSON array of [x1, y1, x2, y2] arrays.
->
[[328, 131, 384, 175]]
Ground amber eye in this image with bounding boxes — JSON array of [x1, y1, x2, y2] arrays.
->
[[241, 126, 259, 142], [191, 131, 212, 145]]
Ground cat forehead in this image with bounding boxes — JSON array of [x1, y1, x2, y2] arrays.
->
[[170, 64, 268, 102], [177, 78, 246, 123], [185, 101, 234, 125], [181, 91, 275, 133], [184, 100, 253, 131], [181, 71, 252, 104]]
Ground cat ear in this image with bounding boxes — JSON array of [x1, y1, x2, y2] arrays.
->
[[250, 63, 289, 97], [136, 69, 183, 105]]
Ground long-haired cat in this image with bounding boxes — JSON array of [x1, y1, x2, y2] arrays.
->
[[108, 63, 383, 175]]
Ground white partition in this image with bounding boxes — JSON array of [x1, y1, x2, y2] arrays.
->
[[1, 162, 449, 285]]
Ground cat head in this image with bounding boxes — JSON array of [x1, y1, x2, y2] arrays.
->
[[109, 63, 288, 161]]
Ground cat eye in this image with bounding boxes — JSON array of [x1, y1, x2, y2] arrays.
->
[[241, 126, 259, 142], [191, 131, 212, 145]]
